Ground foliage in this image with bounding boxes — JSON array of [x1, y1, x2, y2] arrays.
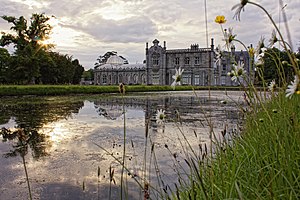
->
[[176, 94, 300, 199], [0, 13, 84, 84], [256, 47, 298, 87], [173, 1, 300, 199], [0, 48, 10, 83], [82, 69, 94, 81]]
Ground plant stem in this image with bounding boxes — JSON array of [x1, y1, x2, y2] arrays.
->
[[22, 155, 32, 200], [120, 93, 126, 200]]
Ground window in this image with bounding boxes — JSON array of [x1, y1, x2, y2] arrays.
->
[[133, 74, 137, 84], [221, 76, 226, 85], [184, 57, 190, 65], [141, 74, 146, 84], [127, 74, 131, 84], [194, 74, 200, 85], [175, 57, 180, 65], [222, 64, 227, 71], [102, 74, 107, 84], [182, 74, 191, 85], [152, 55, 159, 65], [152, 74, 160, 85], [195, 57, 200, 65], [108, 75, 111, 84], [118, 74, 123, 83]]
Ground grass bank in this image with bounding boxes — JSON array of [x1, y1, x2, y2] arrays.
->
[[176, 94, 300, 199], [0, 85, 240, 96]]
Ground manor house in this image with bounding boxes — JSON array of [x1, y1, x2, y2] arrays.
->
[[94, 39, 251, 86]]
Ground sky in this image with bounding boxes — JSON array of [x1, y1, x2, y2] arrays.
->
[[0, 0, 299, 70]]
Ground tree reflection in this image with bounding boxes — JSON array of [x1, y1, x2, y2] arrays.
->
[[0, 100, 84, 129], [1, 126, 51, 158], [0, 98, 84, 159], [0, 127, 34, 200]]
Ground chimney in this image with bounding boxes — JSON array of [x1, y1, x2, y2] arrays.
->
[[211, 38, 214, 51]]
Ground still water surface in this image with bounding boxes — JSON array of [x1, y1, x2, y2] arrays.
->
[[0, 91, 245, 199]]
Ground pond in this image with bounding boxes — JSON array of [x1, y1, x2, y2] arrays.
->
[[0, 91, 245, 200]]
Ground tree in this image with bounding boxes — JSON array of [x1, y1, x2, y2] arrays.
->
[[72, 59, 84, 84], [0, 48, 10, 83], [0, 14, 52, 51], [0, 13, 53, 84], [257, 47, 295, 87], [82, 69, 94, 81]]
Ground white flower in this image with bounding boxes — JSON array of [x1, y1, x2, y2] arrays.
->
[[156, 109, 166, 124], [231, 0, 249, 21], [171, 67, 184, 89], [286, 75, 300, 98], [268, 79, 276, 92], [224, 28, 236, 46], [228, 61, 246, 82], [255, 46, 267, 67], [255, 37, 266, 57], [269, 30, 278, 47]]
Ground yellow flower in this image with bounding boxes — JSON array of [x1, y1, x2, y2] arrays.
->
[[215, 15, 227, 24], [248, 47, 255, 58]]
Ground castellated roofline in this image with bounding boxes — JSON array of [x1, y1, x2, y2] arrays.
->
[[166, 47, 211, 54]]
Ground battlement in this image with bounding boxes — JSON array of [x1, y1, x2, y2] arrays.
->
[[166, 48, 211, 54]]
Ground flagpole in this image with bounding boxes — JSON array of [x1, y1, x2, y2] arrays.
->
[[204, 0, 209, 48]]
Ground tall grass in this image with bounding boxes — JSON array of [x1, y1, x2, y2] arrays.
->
[[175, 93, 300, 199], [172, 0, 300, 199]]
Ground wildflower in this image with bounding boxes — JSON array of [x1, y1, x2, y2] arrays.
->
[[269, 30, 278, 47], [232, 0, 249, 20], [119, 83, 125, 95], [156, 109, 166, 124], [224, 28, 236, 46], [286, 75, 300, 98], [255, 37, 266, 56], [248, 46, 255, 58], [228, 61, 246, 82], [268, 79, 276, 92], [215, 45, 222, 66], [171, 67, 184, 89], [215, 15, 227, 24], [272, 109, 278, 113], [255, 59, 264, 67], [255, 43, 267, 67]]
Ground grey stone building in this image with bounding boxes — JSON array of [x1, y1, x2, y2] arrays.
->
[[94, 39, 251, 86]]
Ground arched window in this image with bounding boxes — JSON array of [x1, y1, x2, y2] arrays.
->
[[127, 74, 131, 84], [113, 75, 117, 85], [152, 53, 159, 66], [133, 74, 137, 84], [119, 74, 123, 83], [102, 74, 107, 84], [108, 75, 111, 84], [141, 74, 145, 84]]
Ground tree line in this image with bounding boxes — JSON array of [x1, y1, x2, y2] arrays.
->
[[0, 13, 84, 84]]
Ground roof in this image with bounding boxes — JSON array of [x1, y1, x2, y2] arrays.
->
[[106, 55, 125, 65]]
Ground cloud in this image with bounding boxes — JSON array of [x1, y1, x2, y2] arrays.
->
[[1, 0, 299, 69]]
